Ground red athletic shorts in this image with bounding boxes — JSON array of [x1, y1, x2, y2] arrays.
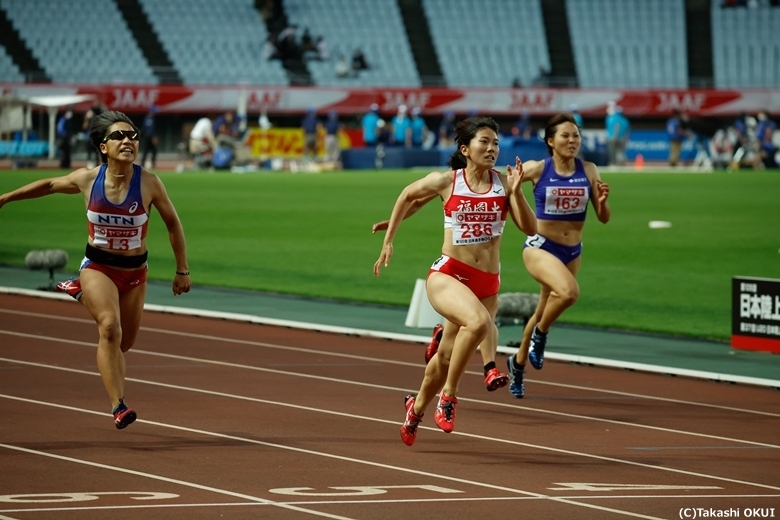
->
[[82, 260, 148, 296], [427, 255, 500, 300]]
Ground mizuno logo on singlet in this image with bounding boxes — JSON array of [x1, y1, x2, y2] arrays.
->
[[493, 189, 502, 194], [455, 275, 469, 281]]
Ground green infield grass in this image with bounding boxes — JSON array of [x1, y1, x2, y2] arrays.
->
[[1, 168, 778, 341]]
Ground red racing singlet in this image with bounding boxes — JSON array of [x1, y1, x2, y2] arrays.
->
[[87, 164, 149, 251], [443, 168, 508, 246]]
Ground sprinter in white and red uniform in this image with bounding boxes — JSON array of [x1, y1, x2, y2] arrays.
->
[[0, 110, 191, 430], [374, 117, 536, 446], [505, 114, 611, 399]]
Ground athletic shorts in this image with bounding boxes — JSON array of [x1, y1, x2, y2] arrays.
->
[[427, 255, 500, 300], [79, 257, 148, 296], [524, 234, 582, 264]]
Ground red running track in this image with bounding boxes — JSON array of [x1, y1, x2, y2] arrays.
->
[[0, 293, 778, 520]]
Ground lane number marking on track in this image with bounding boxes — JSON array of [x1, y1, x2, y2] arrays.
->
[[269, 485, 462, 496], [0, 492, 179, 503], [548, 483, 722, 492]]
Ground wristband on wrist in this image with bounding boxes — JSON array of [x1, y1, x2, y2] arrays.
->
[[176, 271, 190, 276]]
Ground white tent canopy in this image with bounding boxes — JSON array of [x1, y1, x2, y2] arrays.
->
[[0, 94, 96, 159], [28, 94, 96, 159]]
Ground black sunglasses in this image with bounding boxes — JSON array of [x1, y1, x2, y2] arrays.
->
[[103, 130, 139, 142]]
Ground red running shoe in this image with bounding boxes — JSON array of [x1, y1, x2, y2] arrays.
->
[[433, 394, 457, 433], [484, 367, 509, 391], [55, 278, 82, 301], [112, 400, 137, 430], [424, 323, 444, 364], [400, 394, 423, 446]]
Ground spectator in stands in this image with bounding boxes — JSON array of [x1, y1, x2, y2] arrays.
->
[[511, 76, 523, 88], [511, 110, 533, 142], [710, 127, 736, 170], [56, 109, 73, 169], [262, 35, 280, 61], [276, 24, 299, 61], [189, 116, 218, 168], [352, 48, 369, 73], [438, 111, 456, 149], [301, 108, 320, 160], [667, 109, 690, 167], [605, 102, 618, 166], [756, 111, 777, 168], [315, 36, 329, 61], [0, 110, 191, 430], [391, 105, 412, 147], [213, 111, 241, 146], [568, 104, 584, 129], [300, 27, 314, 53], [334, 55, 351, 78], [323, 110, 342, 168], [304, 35, 329, 62], [409, 107, 429, 148], [362, 103, 381, 148], [532, 66, 551, 87], [373, 116, 536, 444], [141, 105, 159, 170], [730, 114, 763, 169], [82, 103, 105, 168], [613, 106, 630, 166]]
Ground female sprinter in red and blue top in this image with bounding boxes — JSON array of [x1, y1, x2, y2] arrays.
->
[[374, 116, 536, 446], [0, 110, 191, 429], [505, 113, 611, 398]]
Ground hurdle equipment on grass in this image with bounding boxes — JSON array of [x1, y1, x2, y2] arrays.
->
[[495, 292, 539, 326], [25, 249, 68, 291], [405, 278, 443, 328]]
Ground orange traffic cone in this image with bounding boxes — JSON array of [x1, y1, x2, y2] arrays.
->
[[635, 153, 644, 171]]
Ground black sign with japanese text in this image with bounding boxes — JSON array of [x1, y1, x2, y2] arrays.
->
[[732, 276, 780, 353]]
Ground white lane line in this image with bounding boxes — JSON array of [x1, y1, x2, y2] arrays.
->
[[2, 300, 778, 390], [2, 493, 780, 514], [0, 445, 352, 520], [2, 358, 780, 493], [0, 395, 666, 520], [2, 329, 779, 450], [0, 312, 778, 419]]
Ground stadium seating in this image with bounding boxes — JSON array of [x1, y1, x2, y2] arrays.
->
[[139, 0, 289, 86], [283, 0, 420, 87], [566, 0, 688, 88], [0, 0, 157, 84], [422, 0, 550, 88], [0, 45, 23, 83], [711, 0, 780, 88]]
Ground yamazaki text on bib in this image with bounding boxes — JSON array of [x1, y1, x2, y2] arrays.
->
[[452, 211, 503, 245], [544, 187, 588, 215]]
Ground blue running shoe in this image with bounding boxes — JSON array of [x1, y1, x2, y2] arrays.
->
[[506, 354, 525, 398], [528, 326, 547, 370]]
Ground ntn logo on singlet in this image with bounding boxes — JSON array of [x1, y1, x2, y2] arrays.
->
[[88, 210, 148, 227], [551, 187, 586, 197]]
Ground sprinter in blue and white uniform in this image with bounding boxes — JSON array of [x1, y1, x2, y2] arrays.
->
[[0, 111, 191, 429], [505, 113, 611, 398]]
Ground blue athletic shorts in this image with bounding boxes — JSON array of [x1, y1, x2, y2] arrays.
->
[[524, 234, 582, 264]]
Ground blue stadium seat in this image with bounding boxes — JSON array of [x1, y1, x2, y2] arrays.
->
[[566, 0, 688, 88], [711, 0, 780, 88], [0, 0, 157, 84]]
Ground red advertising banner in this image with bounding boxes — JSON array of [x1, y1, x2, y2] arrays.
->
[[1, 83, 777, 117]]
